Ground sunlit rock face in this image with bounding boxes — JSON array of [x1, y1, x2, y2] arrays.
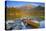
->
[[19, 5, 32, 10]]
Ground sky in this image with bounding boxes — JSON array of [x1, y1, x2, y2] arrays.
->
[[5, 1, 44, 7]]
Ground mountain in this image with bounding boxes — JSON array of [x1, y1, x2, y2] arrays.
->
[[16, 5, 36, 10], [6, 5, 44, 20]]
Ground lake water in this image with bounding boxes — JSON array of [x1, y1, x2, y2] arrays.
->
[[39, 20, 45, 28]]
